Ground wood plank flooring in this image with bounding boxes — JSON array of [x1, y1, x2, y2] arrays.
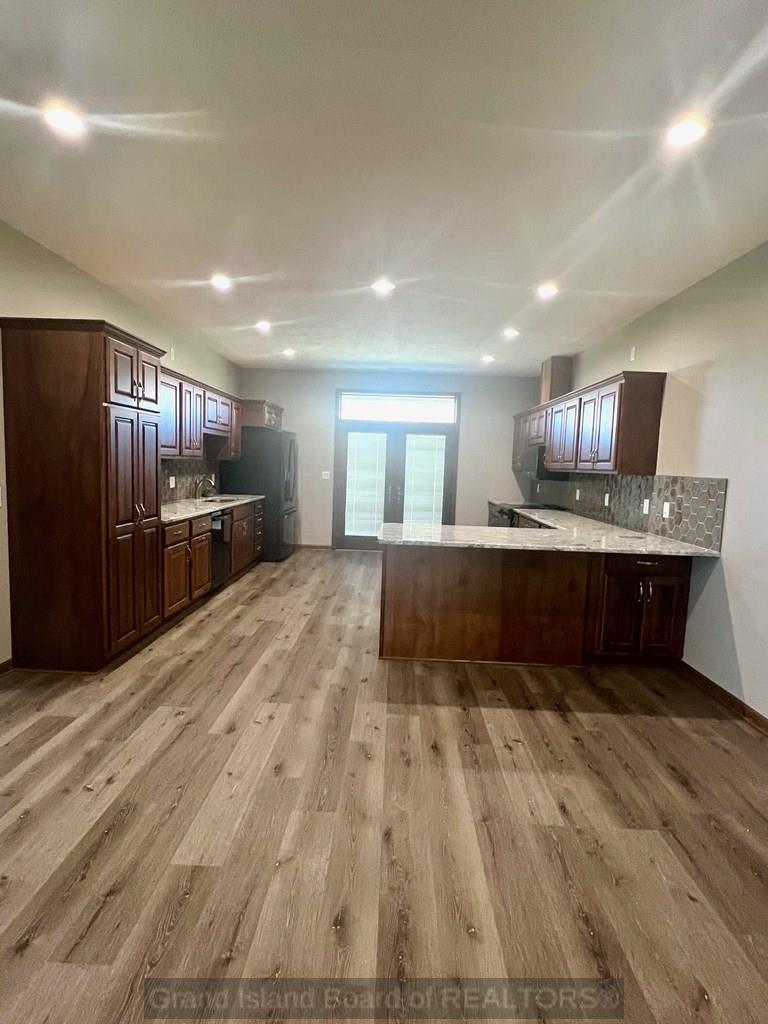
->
[[0, 548, 766, 1022]]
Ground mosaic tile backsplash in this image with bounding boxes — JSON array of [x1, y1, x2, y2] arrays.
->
[[527, 473, 727, 552], [160, 455, 219, 503]]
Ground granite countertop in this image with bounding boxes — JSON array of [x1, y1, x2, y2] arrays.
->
[[379, 507, 719, 557], [160, 494, 265, 524]]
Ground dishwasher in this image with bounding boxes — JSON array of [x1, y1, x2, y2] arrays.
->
[[211, 510, 234, 589]]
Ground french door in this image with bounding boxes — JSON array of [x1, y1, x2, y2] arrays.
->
[[333, 423, 458, 549]]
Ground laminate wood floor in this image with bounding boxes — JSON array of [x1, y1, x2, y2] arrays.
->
[[0, 549, 766, 1023]]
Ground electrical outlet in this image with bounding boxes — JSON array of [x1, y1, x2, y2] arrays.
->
[[170, 346, 175, 361], [604, 492, 610, 507], [169, 475, 176, 489], [575, 488, 580, 501], [536, 483, 541, 494], [642, 498, 650, 515], [630, 345, 636, 362], [663, 501, 671, 519], [321, 470, 331, 480], [211, 473, 215, 485]]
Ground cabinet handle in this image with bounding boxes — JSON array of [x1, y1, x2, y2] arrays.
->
[[637, 560, 659, 566], [139, 502, 147, 519], [186, 545, 192, 562], [647, 581, 654, 603], [134, 503, 141, 522], [131, 379, 138, 397], [637, 580, 644, 603]]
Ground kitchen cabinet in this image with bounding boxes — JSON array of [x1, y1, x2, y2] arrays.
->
[[242, 399, 283, 431], [190, 532, 213, 600], [515, 371, 665, 476], [527, 408, 547, 445], [589, 554, 691, 659], [163, 540, 191, 618], [577, 381, 620, 472], [107, 407, 161, 653], [181, 380, 204, 456], [545, 396, 579, 469], [159, 373, 181, 457], [512, 414, 528, 472], [253, 499, 264, 561], [107, 334, 161, 412], [232, 505, 256, 574], [204, 390, 232, 433], [219, 400, 242, 460]]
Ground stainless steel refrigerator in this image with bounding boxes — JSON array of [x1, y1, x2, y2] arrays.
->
[[220, 428, 297, 561]]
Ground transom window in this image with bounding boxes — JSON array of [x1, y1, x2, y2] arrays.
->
[[338, 392, 458, 424]]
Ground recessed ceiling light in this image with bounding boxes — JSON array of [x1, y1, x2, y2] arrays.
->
[[502, 326, 520, 340], [482, 354, 496, 364], [666, 115, 709, 148], [41, 99, 87, 140], [371, 276, 395, 297], [210, 272, 233, 292], [254, 319, 271, 334], [282, 348, 296, 358], [536, 281, 559, 301]]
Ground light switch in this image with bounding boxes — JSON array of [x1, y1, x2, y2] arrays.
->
[[630, 345, 637, 362], [575, 488, 580, 501], [169, 476, 176, 489], [642, 498, 650, 515], [211, 473, 215, 484], [321, 470, 331, 480], [170, 346, 175, 361], [604, 493, 610, 507], [663, 501, 671, 518]]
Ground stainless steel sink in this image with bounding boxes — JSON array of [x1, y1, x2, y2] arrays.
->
[[201, 495, 241, 502]]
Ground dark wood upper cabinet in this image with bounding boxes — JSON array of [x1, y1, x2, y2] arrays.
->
[[181, 380, 204, 456], [204, 390, 231, 433], [137, 350, 162, 411], [107, 335, 139, 407], [159, 373, 181, 457], [138, 413, 161, 523], [241, 400, 283, 431], [518, 371, 665, 476]]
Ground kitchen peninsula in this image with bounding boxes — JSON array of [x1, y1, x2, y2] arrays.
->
[[378, 509, 718, 666]]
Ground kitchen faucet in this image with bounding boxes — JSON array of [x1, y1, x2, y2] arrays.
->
[[195, 475, 216, 498]]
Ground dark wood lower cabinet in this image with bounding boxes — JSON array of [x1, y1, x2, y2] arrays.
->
[[190, 532, 212, 600], [232, 514, 255, 575], [163, 541, 191, 619], [139, 523, 163, 635], [109, 532, 141, 653], [588, 555, 691, 660]]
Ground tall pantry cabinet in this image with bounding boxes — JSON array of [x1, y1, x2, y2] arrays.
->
[[1, 319, 165, 670]]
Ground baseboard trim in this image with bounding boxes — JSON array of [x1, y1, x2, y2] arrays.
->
[[0, 657, 12, 676], [296, 543, 332, 549], [682, 662, 768, 737]]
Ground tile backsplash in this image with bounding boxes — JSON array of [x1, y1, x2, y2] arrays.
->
[[528, 473, 727, 552], [160, 455, 219, 502]]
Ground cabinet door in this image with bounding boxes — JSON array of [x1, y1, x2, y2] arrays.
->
[[108, 408, 140, 651], [181, 381, 204, 456], [577, 391, 598, 469], [204, 387, 222, 428], [596, 571, 642, 655], [107, 336, 138, 407], [138, 523, 162, 634], [528, 408, 547, 445], [232, 515, 254, 574], [159, 374, 181, 457], [545, 404, 564, 466], [230, 401, 242, 458], [190, 532, 212, 600], [218, 397, 232, 430], [138, 351, 162, 412], [163, 541, 191, 618], [560, 397, 580, 469], [138, 413, 161, 523], [640, 576, 688, 658], [593, 382, 621, 471]]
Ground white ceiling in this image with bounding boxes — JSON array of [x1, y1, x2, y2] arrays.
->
[[1, 1, 768, 374]]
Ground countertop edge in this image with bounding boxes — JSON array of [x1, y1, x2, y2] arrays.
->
[[160, 494, 265, 525]]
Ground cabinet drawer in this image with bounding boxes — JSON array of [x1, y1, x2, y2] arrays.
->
[[604, 554, 690, 576], [163, 521, 190, 546], [190, 515, 213, 537], [233, 502, 255, 522]]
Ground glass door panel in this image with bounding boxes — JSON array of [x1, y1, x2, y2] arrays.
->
[[344, 431, 388, 538], [402, 433, 446, 527]]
